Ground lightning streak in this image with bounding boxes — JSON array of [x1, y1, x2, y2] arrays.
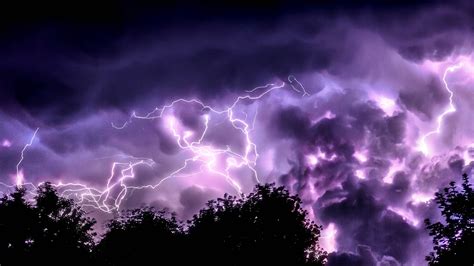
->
[[417, 63, 464, 155], [15, 128, 39, 187], [1, 78, 306, 213], [288, 75, 310, 96], [104, 82, 290, 207], [83, 81, 298, 211]]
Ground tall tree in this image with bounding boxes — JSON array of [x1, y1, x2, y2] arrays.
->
[[425, 173, 473, 265], [0, 183, 96, 266], [187, 183, 326, 266], [32, 182, 96, 265], [95, 207, 184, 265], [0, 188, 37, 264]]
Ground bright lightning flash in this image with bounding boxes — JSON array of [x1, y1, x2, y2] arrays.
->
[[417, 62, 465, 155], [1, 78, 307, 213]]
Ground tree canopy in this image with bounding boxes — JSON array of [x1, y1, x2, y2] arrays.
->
[[0, 183, 326, 265], [187, 183, 326, 266], [0, 183, 96, 266], [425, 173, 474, 265], [95, 207, 184, 265], [3, 175, 474, 266]]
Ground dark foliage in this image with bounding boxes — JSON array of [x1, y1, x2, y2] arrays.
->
[[0, 188, 36, 264], [95, 207, 184, 265], [425, 173, 474, 265], [187, 183, 327, 266], [0, 183, 96, 266], [0, 183, 325, 265]]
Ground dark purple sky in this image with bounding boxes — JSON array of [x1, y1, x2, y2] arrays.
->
[[1, 1, 474, 265]]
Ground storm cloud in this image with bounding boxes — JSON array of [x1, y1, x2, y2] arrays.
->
[[1, 1, 474, 265]]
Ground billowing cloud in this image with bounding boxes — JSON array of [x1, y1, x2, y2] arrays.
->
[[1, 1, 474, 265]]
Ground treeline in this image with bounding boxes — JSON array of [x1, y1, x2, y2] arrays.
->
[[1, 174, 472, 266], [0, 183, 326, 266]]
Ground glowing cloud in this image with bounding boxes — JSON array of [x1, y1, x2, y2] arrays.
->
[[1, 139, 11, 147], [321, 223, 338, 253]]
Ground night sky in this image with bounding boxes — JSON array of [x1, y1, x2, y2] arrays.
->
[[1, 1, 474, 265]]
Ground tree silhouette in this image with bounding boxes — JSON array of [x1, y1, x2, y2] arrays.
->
[[0, 187, 37, 264], [1, 183, 326, 265], [95, 207, 184, 265], [425, 173, 473, 265], [187, 183, 326, 266], [0, 183, 96, 266], [32, 182, 96, 265]]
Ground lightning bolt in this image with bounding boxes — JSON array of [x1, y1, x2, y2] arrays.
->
[[288, 75, 310, 96], [15, 128, 39, 187], [96, 81, 290, 211], [417, 62, 464, 155], [1, 77, 307, 213]]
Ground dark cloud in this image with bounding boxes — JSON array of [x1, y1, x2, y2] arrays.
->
[[271, 106, 312, 140], [0, 1, 472, 126], [327, 245, 401, 266], [371, 1, 474, 62], [317, 186, 421, 263]]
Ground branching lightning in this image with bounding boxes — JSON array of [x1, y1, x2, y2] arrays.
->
[[1, 78, 307, 213], [2, 60, 469, 214]]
